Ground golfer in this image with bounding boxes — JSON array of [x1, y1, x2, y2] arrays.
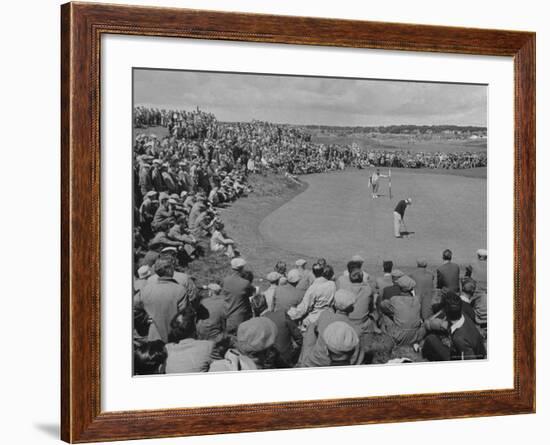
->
[[393, 198, 412, 238], [370, 168, 388, 199]]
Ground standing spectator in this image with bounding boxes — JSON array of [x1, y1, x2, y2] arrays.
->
[[375, 260, 394, 299], [196, 283, 226, 342], [139, 257, 189, 342], [437, 249, 461, 293], [295, 259, 315, 291], [263, 272, 281, 312], [223, 258, 254, 335], [410, 257, 435, 320]]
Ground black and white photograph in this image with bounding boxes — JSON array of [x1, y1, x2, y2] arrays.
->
[[132, 68, 488, 375]]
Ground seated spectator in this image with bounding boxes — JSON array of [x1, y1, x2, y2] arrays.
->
[[133, 340, 168, 375], [288, 263, 336, 330], [272, 269, 305, 313], [252, 294, 303, 367], [345, 268, 376, 334], [379, 277, 424, 346], [423, 292, 486, 361], [164, 309, 215, 373], [210, 221, 235, 258], [299, 321, 364, 367]]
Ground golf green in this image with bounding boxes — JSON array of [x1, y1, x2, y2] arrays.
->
[[258, 169, 486, 269]]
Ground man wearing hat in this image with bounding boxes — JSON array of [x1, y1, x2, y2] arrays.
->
[[466, 249, 487, 294], [273, 268, 306, 313], [209, 317, 279, 371], [138, 191, 158, 240], [299, 321, 364, 367], [379, 277, 424, 346], [393, 197, 412, 238], [151, 193, 175, 232], [410, 257, 435, 320], [223, 258, 254, 335], [288, 263, 336, 330], [134, 265, 153, 295], [295, 259, 315, 291], [196, 283, 226, 342], [138, 163, 153, 197], [263, 271, 281, 312], [251, 294, 303, 367]]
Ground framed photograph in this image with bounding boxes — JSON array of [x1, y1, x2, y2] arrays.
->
[[61, 2, 535, 442]]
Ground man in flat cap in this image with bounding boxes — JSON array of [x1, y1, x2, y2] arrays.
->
[[196, 283, 226, 342], [466, 249, 488, 294], [272, 269, 306, 313], [295, 259, 315, 291], [410, 257, 435, 320]]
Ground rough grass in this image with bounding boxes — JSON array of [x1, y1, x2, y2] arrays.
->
[[185, 172, 306, 289]]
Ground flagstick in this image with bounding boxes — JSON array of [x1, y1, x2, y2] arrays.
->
[[389, 168, 392, 200]]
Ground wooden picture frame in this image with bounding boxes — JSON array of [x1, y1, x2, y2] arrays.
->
[[61, 2, 536, 442]]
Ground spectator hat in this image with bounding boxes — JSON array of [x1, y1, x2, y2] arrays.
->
[[160, 246, 177, 254], [295, 259, 307, 267], [145, 191, 157, 198], [476, 249, 488, 258], [230, 257, 247, 270], [207, 283, 221, 292], [266, 271, 281, 283], [416, 257, 428, 267], [286, 269, 301, 284], [333, 289, 357, 312], [237, 317, 278, 354], [137, 265, 152, 280], [351, 254, 365, 263], [322, 321, 359, 353], [391, 269, 405, 279]]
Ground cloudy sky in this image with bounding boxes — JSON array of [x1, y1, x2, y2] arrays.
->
[[134, 69, 487, 127]]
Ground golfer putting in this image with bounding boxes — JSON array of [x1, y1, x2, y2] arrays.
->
[[393, 198, 412, 238]]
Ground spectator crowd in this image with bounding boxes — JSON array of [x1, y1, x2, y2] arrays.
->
[[133, 106, 487, 180], [132, 106, 488, 375]]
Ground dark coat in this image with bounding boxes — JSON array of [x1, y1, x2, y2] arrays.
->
[[272, 283, 305, 313], [223, 272, 253, 335], [451, 315, 486, 360], [410, 268, 435, 319], [436, 262, 460, 293], [264, 310, 303, 366]]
